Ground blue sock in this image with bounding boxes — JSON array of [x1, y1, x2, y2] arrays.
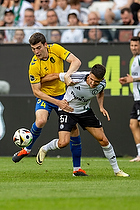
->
[[26, 122, 42, 150], [70, 135, 81, 168]]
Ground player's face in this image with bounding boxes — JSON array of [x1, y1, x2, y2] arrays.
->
[[130, 40, 140, 57], [87, 73, 102, 88], [31, 42, 48, 59]]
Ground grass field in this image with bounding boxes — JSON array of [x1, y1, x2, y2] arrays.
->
[[0, 156, 140, 210]]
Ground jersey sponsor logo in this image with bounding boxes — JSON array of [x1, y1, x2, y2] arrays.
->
[[31, 62, 35, 65], [30, 75, 35, 82], [33, 58, 37, 62], [71, 91, 89, 103], [75, 86, 80, 90], [50, 57, 55, 63]]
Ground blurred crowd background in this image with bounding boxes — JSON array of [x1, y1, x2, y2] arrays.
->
[[0, 0, 140, 44]]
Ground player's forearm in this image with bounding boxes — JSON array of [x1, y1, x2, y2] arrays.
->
[[96, 91, 104, 110], [41, 73, 60, 83], [65, 54, 81, 77], [33, 88, 60, 106]]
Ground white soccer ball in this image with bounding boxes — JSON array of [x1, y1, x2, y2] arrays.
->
[[13, 128, 33, 148]]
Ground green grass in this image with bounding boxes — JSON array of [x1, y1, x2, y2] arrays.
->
[[0, 157, 140, 210]]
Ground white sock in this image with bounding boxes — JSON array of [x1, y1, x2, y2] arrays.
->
[[24, 148, 31, 153], [136, 143, 140, 156], [42, 139, 59, 152], [73, 167, 81, 172], [102, 142, 120, 173]]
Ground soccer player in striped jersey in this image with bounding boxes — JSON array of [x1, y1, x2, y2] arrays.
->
[[36, 64, 130, 177], [119, 36, 140, 162]]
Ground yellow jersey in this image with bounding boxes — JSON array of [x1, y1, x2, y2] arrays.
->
[[29, 43, 71, 96]]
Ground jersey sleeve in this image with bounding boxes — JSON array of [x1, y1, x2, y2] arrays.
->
[[100, 79, 106, 91], [59, 71, 90, 83], [29, 57, 40, 84], [51, 44, 71, 60]]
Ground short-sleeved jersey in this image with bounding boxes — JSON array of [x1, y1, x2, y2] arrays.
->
[[131, 54, 140, 101], [29, 43, 71, 96], [59, 72, 106, 114]]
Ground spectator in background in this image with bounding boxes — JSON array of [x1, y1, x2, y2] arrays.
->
[[69, 0, 89, 25], [12, 29, 25, 43], [83, 11, 113, 43], [38, 8, 58, 26], [0, 30, 5, 43], [86, 28, 108, 43], [10, 0, 33, 26], [34, 0, 56, 9], [133, 9, 140, 37], [61, 9, 83, 43], [138, 31, 140, 38], [104, 0, 133, 25], [130, 0, 140, 23], [50, 29, 61, 43], [55, 0, 71, 26], [3, 9, 16, 43], [80, 0, 93, 9], [44, 9, 60, 42], [22, 8, 44, 43], [0, 0, 6, 26], [114, 8, 137, 42], [34, 0, 50, 22]]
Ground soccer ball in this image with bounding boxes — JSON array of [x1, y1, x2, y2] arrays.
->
[[13, 128, 33, 148]]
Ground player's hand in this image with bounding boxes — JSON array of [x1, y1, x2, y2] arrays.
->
[[119, 77, 127, 85], [119, 74, 133, 85], [100, 108, 110, 121], [64, 75, 75, 86], [58, 100, 74, 112]]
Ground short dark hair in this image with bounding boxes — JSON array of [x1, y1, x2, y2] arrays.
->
[[131, 36, 140, 42], [90, 64, 106, 79], [121, 7, 131, 14], [29, 32, 46, 45]]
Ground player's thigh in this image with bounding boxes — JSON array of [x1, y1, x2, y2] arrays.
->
[[86, 126, 109, 146], [35, 109, 49, 127], [58, 131, 71, 148]]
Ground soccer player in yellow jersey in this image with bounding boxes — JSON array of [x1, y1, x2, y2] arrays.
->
[[12, 32, 87, 175]]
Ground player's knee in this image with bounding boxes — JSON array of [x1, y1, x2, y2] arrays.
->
[[36, 118, 47, 128], [129, 121, 135, 131], [98, 136, 109, 146], [58, 139, 69, 148]]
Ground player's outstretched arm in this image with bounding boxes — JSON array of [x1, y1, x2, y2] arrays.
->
[[31, 83, 73, 112], [96, 91, 110, 121]]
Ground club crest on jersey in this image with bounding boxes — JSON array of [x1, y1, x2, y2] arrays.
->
[[30, 75, 35, 82], [50, 57, 55, 63], [60, 124, 64, 129], [92, 89, 98, 95]]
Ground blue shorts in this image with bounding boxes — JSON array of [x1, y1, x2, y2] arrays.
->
[[35, 94, 65, 114]]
